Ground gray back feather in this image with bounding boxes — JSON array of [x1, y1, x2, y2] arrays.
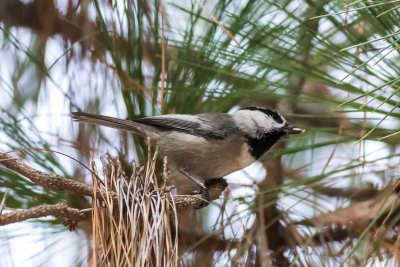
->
[[72, 112, 239, 140], [135, 113, 238, 140]]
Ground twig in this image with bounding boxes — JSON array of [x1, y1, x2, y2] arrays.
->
[[160, 2, 166, 109], [0, 188, 10, 214], [0, 203, 89, 226], [0, 152, 109, 200], [178, 229, 239, 251], [193, 0, 240, 47]]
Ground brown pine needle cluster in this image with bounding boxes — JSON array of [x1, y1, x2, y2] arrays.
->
[[89, 151, 178, 267]]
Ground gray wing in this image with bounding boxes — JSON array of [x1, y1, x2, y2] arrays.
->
[[134, 113, 237, 140]]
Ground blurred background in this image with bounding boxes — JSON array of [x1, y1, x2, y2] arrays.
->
[[1, 0, 400, 266]]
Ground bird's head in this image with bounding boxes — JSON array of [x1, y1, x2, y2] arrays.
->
[[233, 106, 305, 138]]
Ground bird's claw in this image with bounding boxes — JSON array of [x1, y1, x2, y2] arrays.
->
[[190, 178, 228, 209], [190, 187, 210, 209]]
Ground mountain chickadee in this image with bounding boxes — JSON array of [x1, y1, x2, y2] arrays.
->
[[72, 107, 304, 208]]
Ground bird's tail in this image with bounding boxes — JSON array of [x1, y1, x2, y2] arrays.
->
[[71, 112, 149, 136]]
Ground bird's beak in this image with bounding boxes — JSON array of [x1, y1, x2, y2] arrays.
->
[[284, 125, 305, 135]]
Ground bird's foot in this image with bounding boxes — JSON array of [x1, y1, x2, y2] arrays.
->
[[190, 178, 228, 209], [190, 187, 210, 209]]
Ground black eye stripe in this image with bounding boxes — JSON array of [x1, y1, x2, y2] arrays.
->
[[241, 107, 284, 124]]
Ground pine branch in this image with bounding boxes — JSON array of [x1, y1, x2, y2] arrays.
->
[[0, 203, 89, 228], [0, 152, 101, 198], [0, 152, 227, 227]]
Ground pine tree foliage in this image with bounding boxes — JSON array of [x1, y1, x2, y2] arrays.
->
[[1, 0, 400, 265]]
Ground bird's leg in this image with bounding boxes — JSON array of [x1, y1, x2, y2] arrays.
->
[[178, 168, 210, 209]]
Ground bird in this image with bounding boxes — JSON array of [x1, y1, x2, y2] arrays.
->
[[71, 107, 304, 208]]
